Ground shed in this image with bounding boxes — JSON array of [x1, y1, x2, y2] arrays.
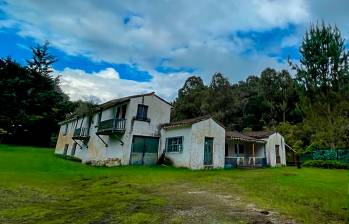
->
[[160, 116, 225, 169]]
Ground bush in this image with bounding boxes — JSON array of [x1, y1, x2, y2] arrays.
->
[[303, 160, 349, 169], [157, 152, 173, 166]]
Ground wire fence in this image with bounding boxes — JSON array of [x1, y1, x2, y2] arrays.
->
[[301, 149, 349, 163]]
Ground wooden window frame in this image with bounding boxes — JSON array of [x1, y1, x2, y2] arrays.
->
[[166, 136, 183, 153], [135, 104, 148, 121], [63, 124, 68, 136]]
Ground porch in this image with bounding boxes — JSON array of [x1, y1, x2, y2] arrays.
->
[[225, 131, 267, 168]]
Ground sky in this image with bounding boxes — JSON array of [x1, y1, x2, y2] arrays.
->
[[1, 0, 349, 103]]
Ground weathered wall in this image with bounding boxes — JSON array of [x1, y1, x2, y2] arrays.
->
[[55, 94, 171, 166], [160, 126, 192, 168], [191, 119, 225, 169], [161, 118, 225, 170], [265, 132, 286, 166], [55, 120, 76, 155]]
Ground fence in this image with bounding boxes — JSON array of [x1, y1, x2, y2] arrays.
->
[[301, 149, 349, 163]]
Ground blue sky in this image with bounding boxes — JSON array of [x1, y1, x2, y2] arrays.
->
[[0, 0, 348, 102]]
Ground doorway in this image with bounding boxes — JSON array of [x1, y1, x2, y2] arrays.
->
[[204, 137, 214, 166], [275, 145, 281, 164], [130, 136, 159, 165]]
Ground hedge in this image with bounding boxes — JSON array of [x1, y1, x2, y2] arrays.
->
[[303, 160, 349, 169]]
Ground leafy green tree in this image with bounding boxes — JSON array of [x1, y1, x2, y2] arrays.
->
[[292, 23, 349, 98], [259, 68, 298, 125], [172, 76, 207, 121], [204, 73, 237, 128], [292, 22, 349, 149]]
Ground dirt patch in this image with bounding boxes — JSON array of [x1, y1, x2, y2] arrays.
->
[[157, 184, 296, 224]]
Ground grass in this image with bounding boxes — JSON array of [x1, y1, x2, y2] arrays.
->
[[0, 144, 347, 223]]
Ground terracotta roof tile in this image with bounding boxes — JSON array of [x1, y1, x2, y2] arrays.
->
[[162, 115, 212, 129], [244, 130, 275, 139], [226, 131, 266, 144]]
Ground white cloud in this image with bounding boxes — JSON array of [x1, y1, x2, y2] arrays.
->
[[94, 68, 120, 80], [2, 0, 349, 101], [54, 67, 190, 102], [0, 0, 308, 70]]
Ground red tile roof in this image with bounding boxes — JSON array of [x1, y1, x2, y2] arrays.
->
[[226, 131, 266, 144], [244, 130, 275, 139]]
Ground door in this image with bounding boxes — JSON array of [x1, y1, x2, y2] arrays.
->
[[204, 137, 214, 166], [130, 136, 159, 165], [275, 145, 281, 164], [63, 144, 68, 155], [71, 143, 77, 156]]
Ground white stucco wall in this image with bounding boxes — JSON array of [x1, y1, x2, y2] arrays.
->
[[160, 126, 192, 168], [55, 120, 76, 155], [265, 132, 286, 166], [160, 118, 225, 170], [55, 94, 171, 165]]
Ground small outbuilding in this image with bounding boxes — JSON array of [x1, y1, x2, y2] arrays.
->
[[245, 131, 287, 166], [160, 116, 225, 169]]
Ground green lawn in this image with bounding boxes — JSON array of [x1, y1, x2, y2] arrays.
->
[[0, 144, 347, 223]]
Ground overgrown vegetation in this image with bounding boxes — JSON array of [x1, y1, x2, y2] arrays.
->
[[173, 22, 349, 156], [0, 145, 346, 223], [0, 43, 75, 146], [303, 160, 349, 169]]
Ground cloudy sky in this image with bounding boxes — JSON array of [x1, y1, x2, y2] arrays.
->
[[1, 0, 349, 102]]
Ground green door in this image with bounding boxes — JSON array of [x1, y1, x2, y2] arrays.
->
[[204, 137, 213, 166], [130, 136, 159, 165]]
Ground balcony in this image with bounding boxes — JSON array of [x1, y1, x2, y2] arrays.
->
[[96, 118, 126, 135], [72, 127, 90, 140]]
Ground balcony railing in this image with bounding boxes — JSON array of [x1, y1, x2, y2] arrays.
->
[[96, 118, 126, 135], [72, 127, 90, 140], [225, 157, 267, 168]]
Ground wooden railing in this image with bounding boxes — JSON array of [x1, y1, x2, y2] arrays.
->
[[73, 127, 89, 138], [97, 118, 126, 134], [225, 156, 267, 168]]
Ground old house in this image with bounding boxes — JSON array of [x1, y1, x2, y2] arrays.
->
[[160, 116, 225, 169], [55, 92, 286, 169], [55, 92, 171, 165], [225, 131, 286, 168], [245, 131, 287, 166]]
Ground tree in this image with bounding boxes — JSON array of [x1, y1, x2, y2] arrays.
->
[[259, 68, 298, 124], [204, 73, 237, 128], [0, 44, 74, 146], [26, 41, 57, 77], [172, 76, 207, 121], [292, 22, 349, 98], [291, 22, 349, 149]]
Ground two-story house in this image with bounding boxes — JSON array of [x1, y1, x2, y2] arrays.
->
[[55, 92, 172, 165], [55, 92, 287, 169]]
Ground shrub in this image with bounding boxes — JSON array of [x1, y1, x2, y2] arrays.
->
[[303, 160, 349, 169], [157, 152, 173, 166]]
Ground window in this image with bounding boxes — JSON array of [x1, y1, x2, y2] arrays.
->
[[97, 112, 102, 125], [225, 143, 228, 156], [63, 144, 69, 155], [115, 106, 120, 118], [136, 104, 148, 121], [121, 104, 127, 118], [63, 124, 68, 135], [166, 137, 183, 153]]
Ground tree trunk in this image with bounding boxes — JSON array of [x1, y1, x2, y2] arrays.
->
[[295, 154, 301, 169]]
